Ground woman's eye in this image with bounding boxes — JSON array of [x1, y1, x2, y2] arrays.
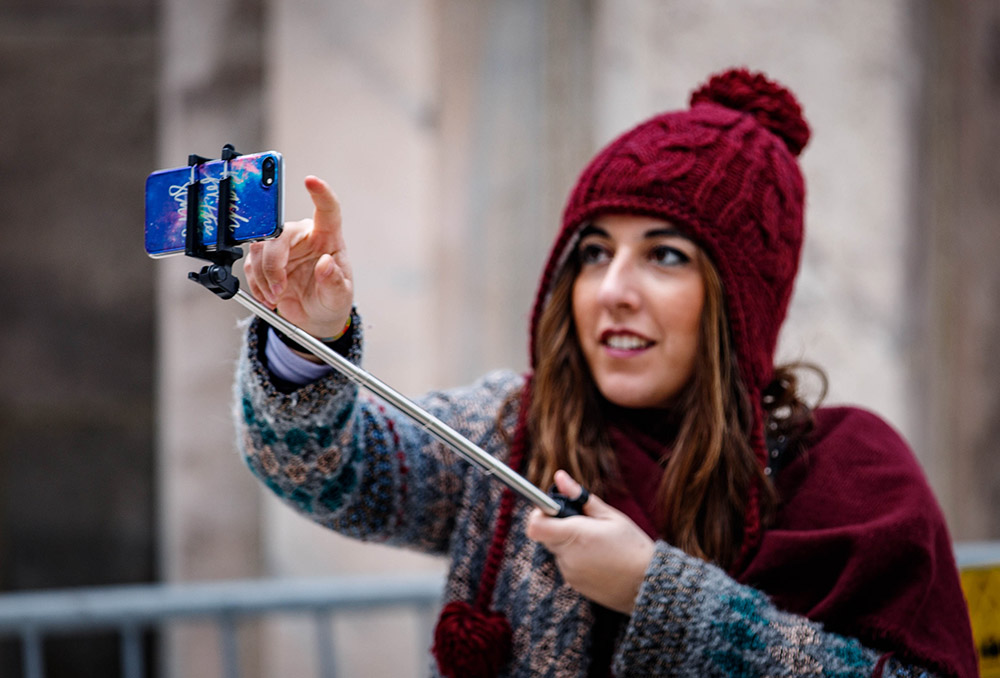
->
[[650, 245, 690, 267], [578, 243, 610, 265]]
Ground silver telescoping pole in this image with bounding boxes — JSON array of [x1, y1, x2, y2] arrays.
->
[[233, 289, 563, 517]]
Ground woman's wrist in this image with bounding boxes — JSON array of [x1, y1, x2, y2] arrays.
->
[[271, 310, 356, 362], [298, 313, 352, 343]]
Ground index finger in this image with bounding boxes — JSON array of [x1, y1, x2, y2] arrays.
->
[[303, 176, 344, 247]]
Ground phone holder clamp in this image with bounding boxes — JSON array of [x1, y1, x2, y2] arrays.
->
[[185, 144, 244, 299]]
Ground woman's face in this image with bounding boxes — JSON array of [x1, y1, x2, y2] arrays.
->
[[571, 214, 705, 410]]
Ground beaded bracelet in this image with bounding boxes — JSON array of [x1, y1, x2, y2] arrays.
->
[[323, 315, 353, 342]]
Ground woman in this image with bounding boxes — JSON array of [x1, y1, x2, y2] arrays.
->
[[235, 69, 977, 677]]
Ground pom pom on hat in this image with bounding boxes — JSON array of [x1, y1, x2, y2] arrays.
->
[[433, 601, 513, 678], [690, 67, 810, 156]]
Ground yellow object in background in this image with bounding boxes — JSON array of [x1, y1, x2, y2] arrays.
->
[[959, 544, 1000, 678]]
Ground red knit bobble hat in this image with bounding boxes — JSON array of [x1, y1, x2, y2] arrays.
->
[[530, 67, 810, 564]]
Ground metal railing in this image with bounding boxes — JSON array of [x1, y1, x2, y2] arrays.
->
[[0, 573, 444, 678], [955, 541, 1000, 569], [0, 543, 996, 678]]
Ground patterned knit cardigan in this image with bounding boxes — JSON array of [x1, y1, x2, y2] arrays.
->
[[234, 317, 937, 678]]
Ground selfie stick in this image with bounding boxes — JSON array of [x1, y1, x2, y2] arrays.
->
[[182, 145, 581, 518], [230, 289, 569, 516]]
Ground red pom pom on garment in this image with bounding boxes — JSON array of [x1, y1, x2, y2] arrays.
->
[[690, 67, 810, 156], [432, 600, 513, 678]]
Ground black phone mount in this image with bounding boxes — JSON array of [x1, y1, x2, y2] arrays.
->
[[184, 144, 244, 299]]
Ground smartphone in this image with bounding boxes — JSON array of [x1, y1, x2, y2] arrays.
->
[[145, 150, 284, 257]]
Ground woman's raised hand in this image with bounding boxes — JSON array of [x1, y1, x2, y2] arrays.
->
[[244, 176, 354, 339]]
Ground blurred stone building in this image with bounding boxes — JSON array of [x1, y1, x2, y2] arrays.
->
[[1, 1, 997, 676]]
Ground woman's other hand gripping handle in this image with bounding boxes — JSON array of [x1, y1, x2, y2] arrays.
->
[[526, 471, 656, 615]]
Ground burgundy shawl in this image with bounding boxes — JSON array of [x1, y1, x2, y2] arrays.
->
[[604, 406, 977, 678]]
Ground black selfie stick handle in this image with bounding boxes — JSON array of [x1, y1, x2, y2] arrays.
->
[[551, 486, 589, 518]]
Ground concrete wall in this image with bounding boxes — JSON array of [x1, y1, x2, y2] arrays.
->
[[1, 1, 997, 677]]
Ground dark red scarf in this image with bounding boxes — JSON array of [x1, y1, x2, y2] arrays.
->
[[603, 406, 977, 678]]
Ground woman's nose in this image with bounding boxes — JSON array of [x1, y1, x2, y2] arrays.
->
[[596, 255, 641, 309]]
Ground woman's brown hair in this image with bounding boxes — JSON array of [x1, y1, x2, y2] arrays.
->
[[520, 243, 824, 571]]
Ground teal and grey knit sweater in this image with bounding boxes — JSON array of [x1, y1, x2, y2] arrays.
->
[[234, 317, 937, 678]]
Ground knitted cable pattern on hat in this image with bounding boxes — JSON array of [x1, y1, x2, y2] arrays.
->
[[530, 67, 810, 567]]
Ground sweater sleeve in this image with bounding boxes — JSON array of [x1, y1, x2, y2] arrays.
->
[[234, 315, 524, 556], [612, 542, 941, 678]]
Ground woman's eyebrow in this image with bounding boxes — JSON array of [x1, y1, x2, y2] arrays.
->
[[579, 223, 607, 238], [644, 228, 688, 239], [578, 224, 689, 240]]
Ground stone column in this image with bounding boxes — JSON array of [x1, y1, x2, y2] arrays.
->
[[435, 0, 595, 385], [156, 0, 265, 675], [593, 0, 918, 438], [260, 2, 440, 676], [0, 3, 158, 675], [910, 0, 1000, 539], [258, 0, 597, 673]]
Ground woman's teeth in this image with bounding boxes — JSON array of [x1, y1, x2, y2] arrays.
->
[[604, 334, 651, 350]]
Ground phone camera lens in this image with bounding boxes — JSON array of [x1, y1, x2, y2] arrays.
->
[[261, 156, 276, 188]]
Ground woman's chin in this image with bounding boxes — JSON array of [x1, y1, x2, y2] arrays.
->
[[597, 385, 672, 411]]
